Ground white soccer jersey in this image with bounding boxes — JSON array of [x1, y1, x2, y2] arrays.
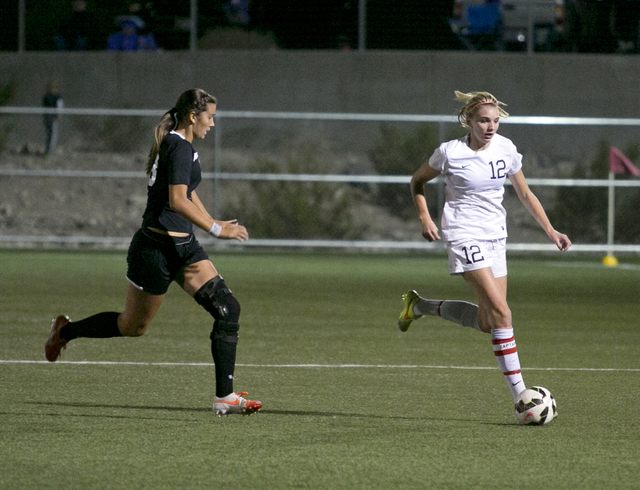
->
[[428, 133, 523, 241]]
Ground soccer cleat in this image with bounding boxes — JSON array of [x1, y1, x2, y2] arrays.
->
[[213, 391, 262, 416], [398, 290, 420, 332], [45, 315, 70, 362]]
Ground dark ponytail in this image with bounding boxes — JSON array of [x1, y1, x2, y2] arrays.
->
[[145, 89, 217, 175]]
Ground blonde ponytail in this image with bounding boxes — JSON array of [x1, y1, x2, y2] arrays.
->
[[454, 90, 508, 128]]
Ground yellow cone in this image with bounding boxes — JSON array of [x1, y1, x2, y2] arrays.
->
[[602, 255, 619, 267]]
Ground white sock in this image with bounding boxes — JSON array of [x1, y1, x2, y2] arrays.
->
[[491, 328, 525, 401], [413, 298, 481, 331]]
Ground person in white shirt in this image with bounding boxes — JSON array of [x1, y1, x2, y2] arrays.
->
[[398, 90, 571, 406]]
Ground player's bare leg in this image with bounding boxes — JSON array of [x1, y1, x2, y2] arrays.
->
[[117, 285, 165, 337], [45, 285, 164, 362], [463, 268, 524, 401]]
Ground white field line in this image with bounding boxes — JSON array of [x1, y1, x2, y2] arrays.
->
[[0, 360, 638, 372]]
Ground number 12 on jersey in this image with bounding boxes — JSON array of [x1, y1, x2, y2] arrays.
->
[[488, 159, 506, 179]]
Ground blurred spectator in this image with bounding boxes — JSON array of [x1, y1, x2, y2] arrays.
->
[[223, 0, 251, 26], [337, 34, 353, 51], [54, 0, 99, 51], [127, 2, 160, 43], [463, 0, 503, 51], [42, 80, 63, 156], [565, 0, 617, 53], [107, 12, 158, 51], [612, 0, 640, 52]]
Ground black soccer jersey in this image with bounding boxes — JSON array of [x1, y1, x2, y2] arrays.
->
[[142, 131, 202, 233]]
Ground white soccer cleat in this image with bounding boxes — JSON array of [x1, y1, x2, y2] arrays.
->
[[213, 391, 262, 416]]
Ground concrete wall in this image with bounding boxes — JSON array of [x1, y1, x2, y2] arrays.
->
[[2, 50, 640, 156], [2, 50, 640, 115]]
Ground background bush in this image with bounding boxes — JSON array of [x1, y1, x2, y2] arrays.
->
[[227, 142, 366, 240], [73, 114, 147, 153], [551, 139, 640, 244], [367, 123, 465, 220], [0, 79, 16, 152]]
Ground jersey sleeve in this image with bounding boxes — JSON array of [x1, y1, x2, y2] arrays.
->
[[507, 141, 523, 175], [428, 143, 448, 173], [167, 140, 194, 186]]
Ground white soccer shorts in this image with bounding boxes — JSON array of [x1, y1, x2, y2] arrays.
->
[[446, 238, 507, 278]]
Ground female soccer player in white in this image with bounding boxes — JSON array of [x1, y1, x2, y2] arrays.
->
[[399, 90, 571, 404]]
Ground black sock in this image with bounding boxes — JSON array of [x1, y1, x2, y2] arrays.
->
[[212, 342, 236, 397], [211, 331, 237, 398], [60, 312, 123, 342]]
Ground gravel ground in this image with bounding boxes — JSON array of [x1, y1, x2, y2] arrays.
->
[[0, 145, 556, 249]]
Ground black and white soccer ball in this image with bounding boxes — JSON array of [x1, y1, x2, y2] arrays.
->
[[514, 386, 557, 425]]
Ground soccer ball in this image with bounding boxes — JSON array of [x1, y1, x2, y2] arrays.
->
[[514, 386, 557, 425]]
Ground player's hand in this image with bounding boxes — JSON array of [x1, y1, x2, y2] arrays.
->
[[551, 230, 571, 251], [421, 219, 441, 242], [219, 220, 249, 242]]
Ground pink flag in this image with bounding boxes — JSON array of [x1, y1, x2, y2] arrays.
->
[[610, 147, 640, 176]]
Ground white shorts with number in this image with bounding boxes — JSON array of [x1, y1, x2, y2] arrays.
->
[[446, 238, 507, 278]]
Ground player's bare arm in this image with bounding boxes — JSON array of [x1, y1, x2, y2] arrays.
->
[[169, 184, 213, 230], [508, 171, 571, 251], [170, 186, 248, 241], [411, 162, 441, 241], [190, 190, 212, 219]]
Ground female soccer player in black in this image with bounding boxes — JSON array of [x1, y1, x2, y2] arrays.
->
[[45, 88, 261, 415]]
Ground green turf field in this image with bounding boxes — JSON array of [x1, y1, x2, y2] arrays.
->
[[1, 250, 639, 489]]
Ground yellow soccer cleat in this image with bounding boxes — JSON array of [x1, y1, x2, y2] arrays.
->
[[398, 290, 420, 332]]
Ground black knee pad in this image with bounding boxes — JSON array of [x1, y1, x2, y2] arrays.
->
[[194, 276, 241, 323], [210, 319, 239, 345]]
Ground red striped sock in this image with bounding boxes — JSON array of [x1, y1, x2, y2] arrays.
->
[[491, 328, 525, 402]]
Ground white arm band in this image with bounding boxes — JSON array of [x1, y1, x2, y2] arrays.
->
[[208, 222, 222, 237]]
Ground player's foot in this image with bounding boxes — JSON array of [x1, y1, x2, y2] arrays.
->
[[213, 392, 262, 416], [45, 315, 70, 362], [398, 290, 420, 332]]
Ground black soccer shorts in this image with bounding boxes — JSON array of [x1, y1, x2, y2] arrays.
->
[[126, 228, 209, 295]]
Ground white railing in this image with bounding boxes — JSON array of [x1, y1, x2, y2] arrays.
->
[[1, 107, 639, 254]]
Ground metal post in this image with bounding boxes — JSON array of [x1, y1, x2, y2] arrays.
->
[[190, 0, 198, 53], [213, 117, 221, 224], [606, 171, 616, 257], [358, 0, 367, 51], [527, 2, 534, 54], [18, 0, 26, 53]]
